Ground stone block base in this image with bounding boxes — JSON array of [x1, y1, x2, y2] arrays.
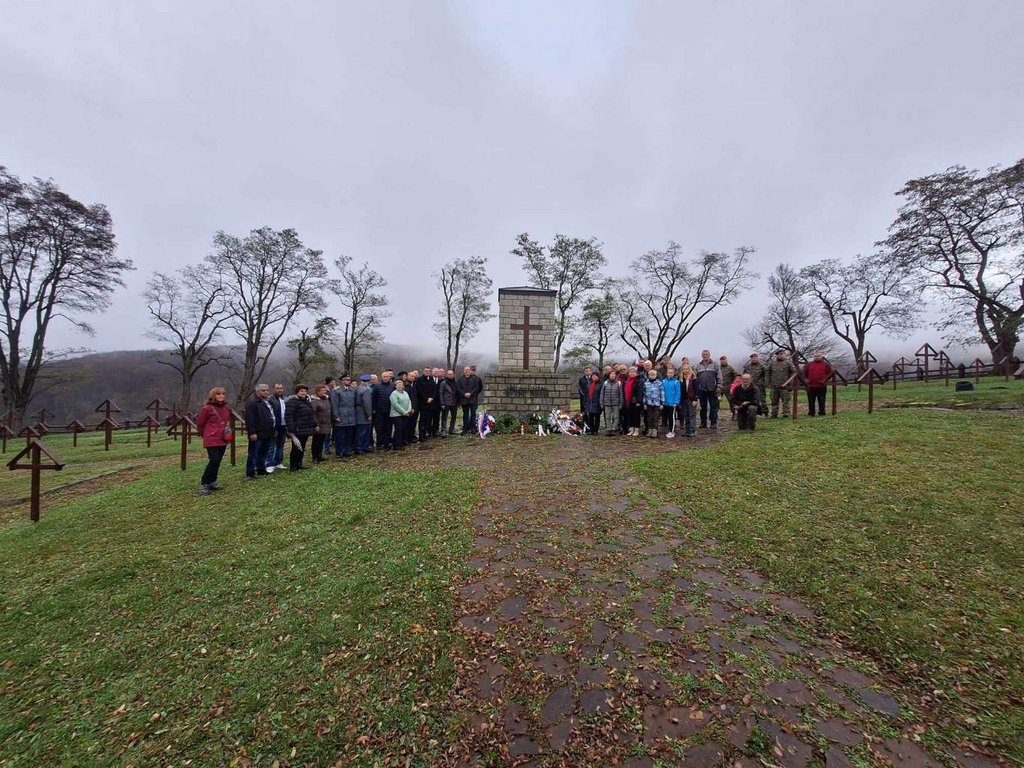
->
[[480, 371, 576, 417]]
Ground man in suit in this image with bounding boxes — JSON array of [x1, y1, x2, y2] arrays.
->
[[404, 370, 419, 443], [577, 366, 593, 409], [456, 365, 484, 435], [417, 367, 440, 440]]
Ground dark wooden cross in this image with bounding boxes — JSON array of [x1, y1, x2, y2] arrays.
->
[[997, 355, 1010, 380], [782, 371, 807, 421], [915, 343, 939, 382], [140, 416, 160, 447], [7, 438, 65, 522], [0, 424, 14, 454], [856, 350, 876, 391], [167, 416, 197, 471], [95, 399, 122, 420], [890, 356, 913, 390], [30, 408, 54, 429], [229, 409, 245, 466], [66, 420, 87, 447], [19, 425, 41, 447], [146, 398, 168, 425], [936, 351, 952, 387], [510, 306, 542, 371], [96, 416, 119, 451], [971, 357, 986, 385], [826, 368, 848, 416], [856, 367, 885, 415]]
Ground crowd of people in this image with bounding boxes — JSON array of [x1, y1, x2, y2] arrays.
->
[[193, 351, 832, 495], [576, 349, 834, 436], [194, 366, 485, 495]]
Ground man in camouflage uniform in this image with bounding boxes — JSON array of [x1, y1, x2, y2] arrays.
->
[[766, 350, 797, 417], [719, 355, 737, 420], [743, 353, 768, 415]]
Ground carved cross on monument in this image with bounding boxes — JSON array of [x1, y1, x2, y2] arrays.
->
[[510, 306, 542, 371]]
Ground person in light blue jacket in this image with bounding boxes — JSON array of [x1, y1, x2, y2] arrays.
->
[[642, 369, 664, 438], [661, 366, 681, 438]]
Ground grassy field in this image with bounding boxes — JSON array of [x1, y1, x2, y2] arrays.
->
[[0, 459, 476, 767], [635, 409, 1024, 759], [0, 429, 183, 508], [835, 375, 1023, 408]]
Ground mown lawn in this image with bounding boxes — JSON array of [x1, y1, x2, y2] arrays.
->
[[0, 460, 476, 767], [634, 409, 1024, 760], [838, 376, 1024, 408]]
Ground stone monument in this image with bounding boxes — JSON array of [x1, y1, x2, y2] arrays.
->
[[480, 287, 575, 416]]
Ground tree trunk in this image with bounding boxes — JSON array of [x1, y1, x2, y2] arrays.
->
[[990, 327, 1020, 372]]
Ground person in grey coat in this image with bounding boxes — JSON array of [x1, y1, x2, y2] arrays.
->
[[598, 370, 623, 435], [331, 374, 357, 457], [355, 375, 374, 454], [694, 350, 724, 430]]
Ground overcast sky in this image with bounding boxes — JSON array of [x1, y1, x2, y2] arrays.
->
[[3, 1, 1022, 363]]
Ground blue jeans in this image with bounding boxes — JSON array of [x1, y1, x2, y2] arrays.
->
[[266, 429, 286, 467], [246, 436, 273, 477], [678, 401, 696, 435], [698, 390, 719, 427], [355, 423, 373, 453], [461, 404, 478, 433], [333, 424, 355, 456]]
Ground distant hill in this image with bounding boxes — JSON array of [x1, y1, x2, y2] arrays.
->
[[25, 343, 498, 426]]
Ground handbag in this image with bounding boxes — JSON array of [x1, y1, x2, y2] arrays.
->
[[210, 407, 234, 441]]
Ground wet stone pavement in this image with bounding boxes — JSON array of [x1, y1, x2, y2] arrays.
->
[[412, 424, 1001, 767]]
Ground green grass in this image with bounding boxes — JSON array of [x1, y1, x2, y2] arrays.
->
[[634, 409, 1024, 759], [838, 376, 1024, 408], [0, 429, 185, 502], [0, 461, 476, 766]]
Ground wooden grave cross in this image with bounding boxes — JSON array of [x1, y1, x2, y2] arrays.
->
[[971, 358, 986, 385], [826, 368, 848, 416], [30, 408, 54, 431], [167, 415, 197, 471], [996, 356, 1010, 381], [96, 416, 119, 451], [915, 343, 939, 382], [146, 398, 168, 425], [140, 415, 161, 447], [228, 409, 245, 466], [890, 357, 913, 390], [856, 351, 876, 391], [18, 425, 41, 447], [66, 420, 87, 447], [0, 424, 14, 454], [782, 370, 807, 420], [7, 438, 65, 522], [856, 367, 886, 414], [936, 351, 953, 387]]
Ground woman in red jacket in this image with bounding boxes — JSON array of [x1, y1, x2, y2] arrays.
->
[[196, 387, 231, 495]]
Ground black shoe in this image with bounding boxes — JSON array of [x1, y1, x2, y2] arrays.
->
[[208, 483, 223, 491]]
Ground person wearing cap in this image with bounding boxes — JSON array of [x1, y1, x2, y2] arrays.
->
[[355, 374, 374, 453], [372, 371, 396, 450], [331, 374, 357, 457]]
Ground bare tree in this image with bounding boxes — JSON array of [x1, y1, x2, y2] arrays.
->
[[433, 256, 494, 369], [886, 159, 1024, 366], [0, 167, 131, 417], [742, 263, 841, 361], [286, 316, 339, 385], [208, 227, 327, 404], [800, 252, 919, 371], [616, 243, 756, 362], [334, 255, 388, 374], [144, 266, 231, 411], [568, 288, 616, 369], [511, 233, 606, 372]]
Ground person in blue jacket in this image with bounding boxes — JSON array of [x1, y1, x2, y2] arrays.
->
[[661, 365, 681, 438]]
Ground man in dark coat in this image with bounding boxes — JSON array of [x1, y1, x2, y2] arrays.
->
[[243, 383, 276, 478], [284, 384, 317, 470], [266, 382, 288, 470], [577, 366, 593, 409], [416, 368, 440, 440], [456, 365, 484, 435], [732, 373, 762, 431], [439, 369, 459, 436], [371, 371, 396, 450]]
